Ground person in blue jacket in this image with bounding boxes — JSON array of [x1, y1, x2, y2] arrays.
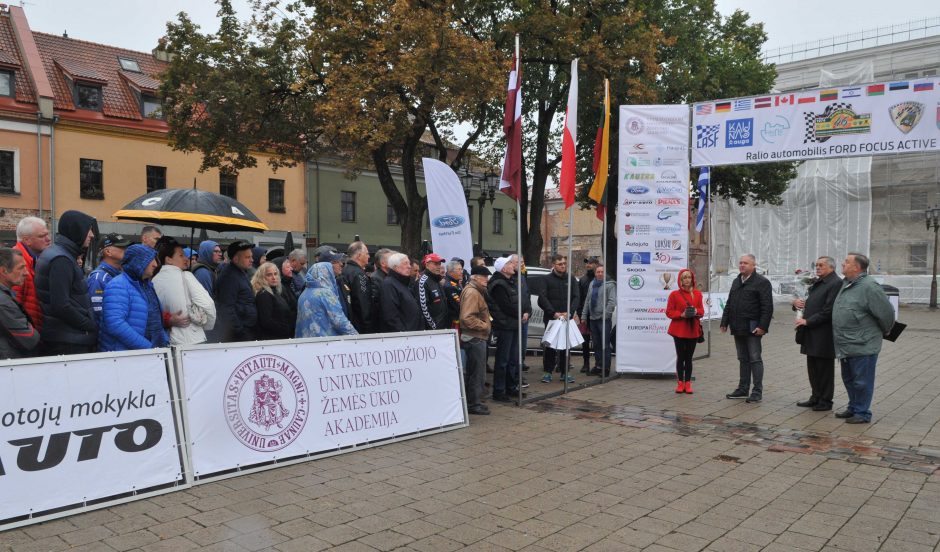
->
[[191, 240, 223, 295], [295, 262, 358, 338], [99, 244, 169, 351]]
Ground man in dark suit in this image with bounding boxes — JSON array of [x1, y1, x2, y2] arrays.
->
[[792, 256, 842, 411], [721, 254, 773, 403]]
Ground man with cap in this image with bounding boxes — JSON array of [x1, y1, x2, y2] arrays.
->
[[215, 240, 258, 342], [414, 253, 448, 330], [192, 240, 223, 295], [342, 241, 375, 333], [35, 210, 99, 355], [98, 244, 169, 351], [488, 255, 525, 402], [459, 264, 493, 414], [87, 233, 132, 327], [578, 256, 599, 373]]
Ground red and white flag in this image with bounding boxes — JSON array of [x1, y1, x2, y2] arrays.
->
[[499, 50, 523, 201], [559, 59, 578, 209]]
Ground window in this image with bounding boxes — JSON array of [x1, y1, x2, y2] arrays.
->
[[268, 179, 285, 212], [80, 158, 103, 199], [341, 191, 356, 222], [74, 83, 102, 110], [912, 191, 928, 221], [142, 95, 162, 118], [0, 150, 15, 194], [118, 57, 141, 72], [386, 202, 399, 225], [910, 244, 928, 270], [220, 172, 237, 199], [0, 70, 13, 97], [492, 208, 503, 234], [146, 165, 166, 193]]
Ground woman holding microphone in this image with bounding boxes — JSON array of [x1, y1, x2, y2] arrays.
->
[[666, 268, 705, 394]]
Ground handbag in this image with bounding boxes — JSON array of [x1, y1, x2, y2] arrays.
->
[[181, 273, 210, 326], [795, 326, 805, 345], [679, 291, 705, 343]]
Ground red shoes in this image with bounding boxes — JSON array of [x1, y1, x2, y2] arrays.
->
[[675, 380, 685, 393], [684, 381, 693, 394]]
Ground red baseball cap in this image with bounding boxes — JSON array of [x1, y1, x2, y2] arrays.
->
[[423, 253, 445, 264]]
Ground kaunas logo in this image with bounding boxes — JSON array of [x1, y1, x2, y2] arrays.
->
[[225, 354, 309, 452]]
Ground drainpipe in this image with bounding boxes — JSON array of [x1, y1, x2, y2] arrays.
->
[[49, 115, 58, 235], [36, 113, 42, 217]]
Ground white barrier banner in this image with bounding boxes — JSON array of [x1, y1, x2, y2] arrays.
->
[[616, 105, 690, 374], [423, 158, 475, 265], [692, 78, 940, 167], [180, 332, 465, 477], [0, 351, 183, 522]]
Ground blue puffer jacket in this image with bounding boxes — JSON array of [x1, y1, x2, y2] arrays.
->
[[99, 245, 169, 351], [295, 263, 358, 338]]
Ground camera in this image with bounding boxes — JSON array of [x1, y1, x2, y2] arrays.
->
[[683, 306, 697, 318]]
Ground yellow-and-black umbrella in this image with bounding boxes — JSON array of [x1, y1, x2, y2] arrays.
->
[[113, 188, 268, 232]]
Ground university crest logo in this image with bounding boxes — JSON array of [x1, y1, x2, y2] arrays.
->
[[224, 355, 309, 452], [888, 102, 924, 134]]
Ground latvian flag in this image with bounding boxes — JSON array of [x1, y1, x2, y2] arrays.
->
[[754, 96, 772, 108]]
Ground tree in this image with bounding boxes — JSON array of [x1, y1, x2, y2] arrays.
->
[[160, 0, 505, 255]]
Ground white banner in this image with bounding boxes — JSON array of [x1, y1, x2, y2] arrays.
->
[[0, 351, 183, 522], [692, 78, 940, 167], [179, 332, 465, 478], [616, 105, 690, 374], [422, 158, 474, 264]]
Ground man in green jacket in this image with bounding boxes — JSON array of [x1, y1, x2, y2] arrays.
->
[[831, 253, 895, 424]]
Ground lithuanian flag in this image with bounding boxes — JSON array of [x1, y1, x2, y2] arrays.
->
[[588, 79, 610, 220]]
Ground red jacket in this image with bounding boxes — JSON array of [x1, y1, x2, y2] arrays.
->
[[12, 241, 42, 331], [666, 269, 703, 339]]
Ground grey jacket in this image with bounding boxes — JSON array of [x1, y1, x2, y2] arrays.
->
[[832, 273, 895, 359], [0, 284, 40, 359], [582, 279, 617, 320]]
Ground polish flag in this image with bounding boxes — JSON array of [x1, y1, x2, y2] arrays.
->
[[559, 59, 578, 209]]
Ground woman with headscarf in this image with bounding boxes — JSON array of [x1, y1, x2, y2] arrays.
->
[[666, 268, 705, 394], [295, 262, 358, 338], [252, 261, 296, 340], [152, 237, 216, 345]]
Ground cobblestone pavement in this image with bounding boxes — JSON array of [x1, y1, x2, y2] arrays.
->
[[2, 307, 939, 552]]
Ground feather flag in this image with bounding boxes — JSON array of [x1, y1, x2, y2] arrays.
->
[[559, 59, 578, 209], [499, 50, 522, 201], [696, 167, 709, 233], [589, 79, 610, 220]]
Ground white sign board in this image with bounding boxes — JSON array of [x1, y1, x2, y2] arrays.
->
[[692, 78, 940, 167], [423, 158, 475, 264], [0, 351, 184, 523], [616, 105, 690, 373], [179, 332, 465, 478]]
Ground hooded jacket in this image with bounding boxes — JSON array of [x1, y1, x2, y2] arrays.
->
[[666, 269, 705, 339], [35, 210, 98, 345], [99, 244, 168, 351], [583, 275, 617, 321], [295, 262, 358, 338], [191, 240, 219, 294], [12, 241, 42, 331]]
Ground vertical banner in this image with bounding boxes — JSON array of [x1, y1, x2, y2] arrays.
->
[[0, 351, 184, 523], [616, 105, 690, 373], [423, 158, 474, 264]]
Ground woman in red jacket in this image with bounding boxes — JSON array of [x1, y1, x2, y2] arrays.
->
[[666, 268, 704, 394]]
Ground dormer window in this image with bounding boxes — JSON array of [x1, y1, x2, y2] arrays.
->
[[142, 94, 162, 118], [0, 70, 13, 97], [74, 82, 102, 110], [118, 57, 141, 73]]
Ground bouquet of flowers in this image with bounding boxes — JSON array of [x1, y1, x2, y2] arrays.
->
[[793, 266, 818, 320]]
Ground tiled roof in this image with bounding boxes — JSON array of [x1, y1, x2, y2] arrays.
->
[[32, 31, 167, 121], [0, 15, 36, 104]]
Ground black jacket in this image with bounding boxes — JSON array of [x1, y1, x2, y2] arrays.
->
[[215, 263, 258, 342], [578, 270, 594, 318], [442, 275, 463, 327], [537, 270, 580, 321], [0, 284, 40, 359], [35, 210, 98, 346], [414, 270, 448, 330], [370, 269, 387, 331], [720, 271, 773, 335], [381, 270, 422, 332], [342, 261, 375, 333], [255, 287, 296, 340], [488, 271, 530, 330], [797, 271, 842, 358]]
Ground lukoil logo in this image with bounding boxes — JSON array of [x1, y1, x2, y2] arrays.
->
[[431, 215, 465, 229], [657, 208, 680, 220], [654, 239, 682, 250], [626, 185, 650, 195]]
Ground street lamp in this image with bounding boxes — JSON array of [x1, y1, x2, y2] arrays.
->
[[460, 170, 498, 252], [927, 205, 940, 309]]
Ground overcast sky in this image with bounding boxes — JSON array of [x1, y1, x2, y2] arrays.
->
[[22, 0, 940, 57]]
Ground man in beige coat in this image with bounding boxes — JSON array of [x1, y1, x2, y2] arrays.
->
[[459, 265, 492, 415]]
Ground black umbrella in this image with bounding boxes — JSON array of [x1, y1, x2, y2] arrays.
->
[[284, 231, 295, 252], [113, 188, 268, 232]]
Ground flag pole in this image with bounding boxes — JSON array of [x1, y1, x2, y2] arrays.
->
[[513, 35, 525, 407], [600, 79, 609, 383]]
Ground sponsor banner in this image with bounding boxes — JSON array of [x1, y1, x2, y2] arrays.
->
[[0, 351, 183, 523], [617, 105, 690, 374], [179, 332, 465, 478], [422, 158, 474, 265], [692, 78, 940, 166]]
